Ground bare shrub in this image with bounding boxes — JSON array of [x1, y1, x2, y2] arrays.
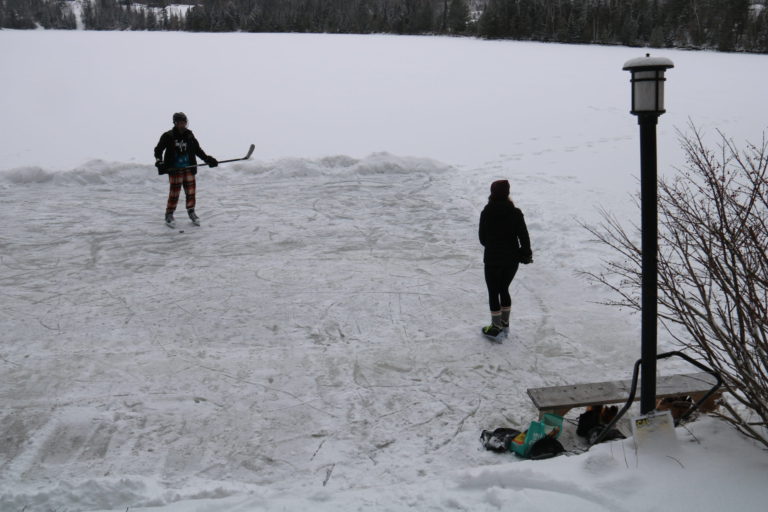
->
[[584, 125, 768, 447]]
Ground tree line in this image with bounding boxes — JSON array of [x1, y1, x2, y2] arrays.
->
[[1, 0, 77, 28], [2, 0, 768, 53], [479, 0, 768, 52]]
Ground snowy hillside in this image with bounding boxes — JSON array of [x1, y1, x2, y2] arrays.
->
[[0, 31, 767, 511]]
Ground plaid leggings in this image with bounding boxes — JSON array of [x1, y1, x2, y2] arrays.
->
[[166, 170, 196, 214]]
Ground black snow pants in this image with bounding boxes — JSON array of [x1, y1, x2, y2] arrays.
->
[[484, 263, 519, 312]]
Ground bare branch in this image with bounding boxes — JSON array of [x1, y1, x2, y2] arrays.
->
[[582, 124, 768, 445]]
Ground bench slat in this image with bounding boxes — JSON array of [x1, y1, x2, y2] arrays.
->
[[527, 372, 718, 411]]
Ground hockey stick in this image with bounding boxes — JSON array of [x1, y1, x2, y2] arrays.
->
[[168, 144, 255, 173]]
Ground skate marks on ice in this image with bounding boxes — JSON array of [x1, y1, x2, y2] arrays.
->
[[0, 154, 514, 506], [0, 153, 641, 508], [445, 160, 645, 455]]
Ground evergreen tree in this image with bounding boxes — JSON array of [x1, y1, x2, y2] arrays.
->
[[649, 25, 665, 48], [447, 0, 469, 34]]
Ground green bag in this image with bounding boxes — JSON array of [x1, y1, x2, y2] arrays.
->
[[509, 413, 563, 457]]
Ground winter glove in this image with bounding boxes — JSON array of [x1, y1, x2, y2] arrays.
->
[[155, 160, 167, 172], [520, 251, 533, 265], [205, 156, 218, 168]]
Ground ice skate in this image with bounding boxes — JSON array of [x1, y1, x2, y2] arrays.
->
[[482, 324, 505, 342], [187, 208, 200, 226]]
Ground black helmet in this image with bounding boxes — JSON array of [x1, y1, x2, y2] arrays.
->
[[173, 112, 188, 123]]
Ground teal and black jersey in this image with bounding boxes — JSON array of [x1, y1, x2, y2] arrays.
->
[[174, 150, 191, 169], [154, 127, 210, 175]]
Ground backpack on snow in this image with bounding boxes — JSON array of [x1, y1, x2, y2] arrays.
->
[[480, 427, 522, 453]]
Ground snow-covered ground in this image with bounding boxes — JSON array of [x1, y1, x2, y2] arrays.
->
[[0, 31, 766, 511]]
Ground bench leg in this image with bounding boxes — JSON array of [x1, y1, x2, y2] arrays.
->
[[691, 391, 722, 414], [656, 396, 693, 419], [656, 392, 723, 420]]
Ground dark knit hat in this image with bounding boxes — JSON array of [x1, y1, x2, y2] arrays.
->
[[490, 179, 510, 200]]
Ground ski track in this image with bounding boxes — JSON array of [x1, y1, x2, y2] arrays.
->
[[1, 154, 649, 508]]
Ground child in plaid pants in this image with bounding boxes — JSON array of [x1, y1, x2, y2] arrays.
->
[[154, 112, 217, 226]]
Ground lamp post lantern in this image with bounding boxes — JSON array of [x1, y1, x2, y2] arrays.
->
[[622, 54, 674, 415]]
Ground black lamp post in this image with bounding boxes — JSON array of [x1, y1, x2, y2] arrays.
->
[[622, 54, 674, 415]]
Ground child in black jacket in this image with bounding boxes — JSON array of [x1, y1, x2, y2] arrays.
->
[[154, 112, 218, 227], [478, 180, 532, 340]]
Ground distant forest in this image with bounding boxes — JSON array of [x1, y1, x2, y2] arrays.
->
[[2, 0, 768, 53]]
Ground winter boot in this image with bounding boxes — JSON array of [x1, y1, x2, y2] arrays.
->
[[482, 324, 504, 340], [501, 307, 511, 332], [187, 208, 200, 225], [165, 212, 175, 228], [482, 312, 505, 341]]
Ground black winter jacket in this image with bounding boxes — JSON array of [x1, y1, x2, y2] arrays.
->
[[154, 127, 210, 175], [479, 200, 532, 265]]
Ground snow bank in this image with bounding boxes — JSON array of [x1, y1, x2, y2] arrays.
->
[[233, 153, 450, 179], [0, 166, 54, 184], [0, 154, 447, 188], [0, 161, 157, 187]]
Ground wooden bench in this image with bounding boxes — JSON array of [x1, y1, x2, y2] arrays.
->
[[527, 372, 721, 419]]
